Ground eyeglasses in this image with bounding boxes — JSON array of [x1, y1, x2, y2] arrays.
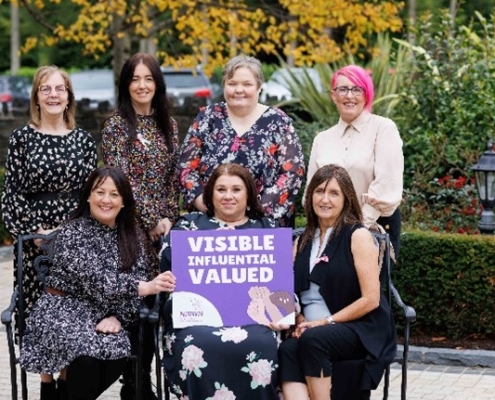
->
[[38, 85, 68, 96], [333, 86, 365, 97]]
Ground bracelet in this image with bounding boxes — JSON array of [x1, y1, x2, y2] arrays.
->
[[326, 315, 335, 325]]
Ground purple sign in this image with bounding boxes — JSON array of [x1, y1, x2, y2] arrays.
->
[[171, 228, 295, 328]]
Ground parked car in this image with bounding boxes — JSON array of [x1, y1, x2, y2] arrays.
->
[[0, 75, 30, 117], [70, 69, 116, 112], [260, 67, 323, 103], [162, 66, 221, 113]]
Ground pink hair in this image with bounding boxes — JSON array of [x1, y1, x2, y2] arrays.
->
[[331, 65, 374, 112]]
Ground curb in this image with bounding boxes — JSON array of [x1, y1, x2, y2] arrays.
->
[[401, 345, 495, 369]]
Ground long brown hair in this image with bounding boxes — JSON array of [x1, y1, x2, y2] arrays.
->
[[298, 164, 362, 252]]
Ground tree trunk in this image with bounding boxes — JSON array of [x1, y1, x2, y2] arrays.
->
[[450, 0, 457, 26], [139, 38, 157, 56], [10, 2, 20, 74], [111, 13, 131, 102], [407, 0, 416, 44]]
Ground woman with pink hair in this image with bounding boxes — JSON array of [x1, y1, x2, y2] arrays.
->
[[306, 65, 403, 256]]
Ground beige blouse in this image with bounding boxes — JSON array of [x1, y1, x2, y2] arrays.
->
[[306, 111, 404, 226]]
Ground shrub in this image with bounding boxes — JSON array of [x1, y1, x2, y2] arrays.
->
[[400, 174, 482, 234], [396, 230, 495, 340], [393, 11, 495, 191]]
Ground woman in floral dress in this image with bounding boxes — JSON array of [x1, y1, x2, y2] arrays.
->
[[160, 164, 280, 400], [1, 65, 97, 399], [19, 166, 176, 400], [101, 53, 180, 399], [178, 55, 305, 227]]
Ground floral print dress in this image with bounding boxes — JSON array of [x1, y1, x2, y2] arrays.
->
[[1, 125, 97, 336], [178, 102, 305, 227], [160, 213, 281, 400], [102, 111, 181, 275], [19, 216, 149, 373]]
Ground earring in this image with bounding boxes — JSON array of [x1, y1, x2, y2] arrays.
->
[[247, 206, 251, 211]]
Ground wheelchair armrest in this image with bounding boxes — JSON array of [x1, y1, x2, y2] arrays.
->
[[147, 294, 161, 325], [389, 281, 417, 323], [1, 286, 18, 325], [138, 294, 163, 325]]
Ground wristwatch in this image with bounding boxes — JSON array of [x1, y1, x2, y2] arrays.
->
[[326, 315, 335, 325]]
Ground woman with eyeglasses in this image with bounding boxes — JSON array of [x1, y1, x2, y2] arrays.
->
[[306, 65, 403, 257], [1, 65, 97, 399]]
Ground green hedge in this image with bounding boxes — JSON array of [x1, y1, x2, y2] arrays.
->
[[396, 230, 495, 340]]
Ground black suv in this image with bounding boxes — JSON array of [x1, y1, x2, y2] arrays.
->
[[162, 66, 222, 114]]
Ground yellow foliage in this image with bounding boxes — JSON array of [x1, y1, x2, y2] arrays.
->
[[20, 0, 404, 73]]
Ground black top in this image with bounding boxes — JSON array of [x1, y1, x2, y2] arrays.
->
[[294, 224, 397, 389]]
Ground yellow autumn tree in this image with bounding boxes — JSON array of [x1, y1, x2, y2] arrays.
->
[[7, 0, 404, 75]]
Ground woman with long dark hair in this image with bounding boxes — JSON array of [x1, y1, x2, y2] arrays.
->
[[19, 166, 175, 400], [101, 53, 180, 399]]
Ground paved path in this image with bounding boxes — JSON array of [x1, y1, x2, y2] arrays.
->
[[1, 248, 495, 399]]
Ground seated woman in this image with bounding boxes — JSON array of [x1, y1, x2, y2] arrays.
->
[[278, 164, 396, 400], [160, 163, 280, 400], [19, 166, 176, 400]]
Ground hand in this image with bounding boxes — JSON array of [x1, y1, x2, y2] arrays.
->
[[268, 322, 291, 332], [141, 271, 176, 296], [297, 318, 328, 330], [148, 218, 173, 242], [34, 227, 57, 247], [293, 321, 308, 338], [96, 316, 122, 334]]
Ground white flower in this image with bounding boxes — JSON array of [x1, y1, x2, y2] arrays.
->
[[212, 326, 248, 344]]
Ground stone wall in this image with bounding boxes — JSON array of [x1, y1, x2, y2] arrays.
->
[[0, 111, 195, 167]]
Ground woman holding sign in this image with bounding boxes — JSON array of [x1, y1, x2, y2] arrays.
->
[[19, 166, 175, 400], [160, 163, 285, 400], [278, 164, 396, 400]]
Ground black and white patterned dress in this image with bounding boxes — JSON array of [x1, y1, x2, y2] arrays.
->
[[19, 216, 148, 374], [1, 125, 97, 335]]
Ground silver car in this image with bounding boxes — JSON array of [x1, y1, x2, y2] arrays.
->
[[260, 67, 323, 103], [162, 66, 221, 111], [70, 69, 116, 112]]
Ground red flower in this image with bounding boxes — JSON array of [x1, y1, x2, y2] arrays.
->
[[454, 176, 467, 189]]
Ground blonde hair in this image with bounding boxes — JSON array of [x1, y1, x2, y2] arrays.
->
[[30, 65, 76, 130], [222, 55, 264, 89]]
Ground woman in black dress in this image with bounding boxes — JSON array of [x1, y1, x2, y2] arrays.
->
[[1, 65, 97, 399]]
